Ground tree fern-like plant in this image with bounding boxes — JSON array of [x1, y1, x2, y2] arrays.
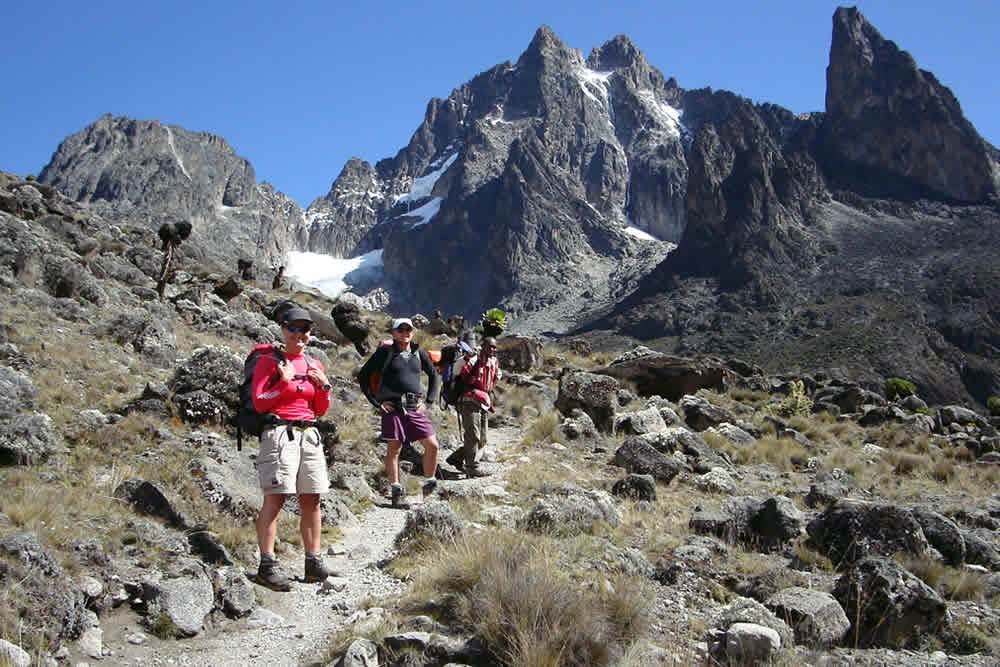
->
[[156, 220, 193, 299]]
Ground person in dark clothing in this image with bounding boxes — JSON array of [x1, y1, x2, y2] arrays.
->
[[272, 266, 285, 290], [358, 318, 441, 507]]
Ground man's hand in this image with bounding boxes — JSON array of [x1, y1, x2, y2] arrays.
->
[[379, 401, 395, 414]]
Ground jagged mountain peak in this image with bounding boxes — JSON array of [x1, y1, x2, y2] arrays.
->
[[586, 34, 645, 72], [824, 6, 998, 202], [517, 24, 582, 70]]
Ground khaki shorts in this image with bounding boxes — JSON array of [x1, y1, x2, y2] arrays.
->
[[257, 425, 330, 495]]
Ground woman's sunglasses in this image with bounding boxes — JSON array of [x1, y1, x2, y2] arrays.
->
[[285, 324, 312, 333]]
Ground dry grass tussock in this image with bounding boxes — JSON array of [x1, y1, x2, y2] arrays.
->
[[717, 433, 811, 469], [401, 530, 651, 666], [895, 554, 989, 602]]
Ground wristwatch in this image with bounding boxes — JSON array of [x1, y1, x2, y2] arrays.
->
[[321, 383, 332, 392]]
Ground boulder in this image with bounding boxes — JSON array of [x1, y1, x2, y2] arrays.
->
[[910, 507, 966, 566], [520, 487, 621, 536], [495, 334, 542, 372], [0, 413, 60, 465], [679, 395, 739, 432], [554, 370, 619, 433], [765, 587, 850, 648], [832, 556, 949, 648], [139, 558, 215, 637], [690, 496, 803, 552], [0, 365, 37, 418], [611, 473, 657, 501], [395, 500, 464, 547], [592, 347, 732, 400], [613, 407, 667, 436], [806, 499, 931, 567], [613, 436, 685, 484]]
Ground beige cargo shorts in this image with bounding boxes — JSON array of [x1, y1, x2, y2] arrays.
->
[[257, 424, 330, 495]]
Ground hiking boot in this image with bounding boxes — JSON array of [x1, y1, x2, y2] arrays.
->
[[421, 478, 438, 498], [255, 560, 292, 592], [444, 450, 463, 469], [304, 556, 333, 583], [391, 485, 408, 509], [465, 465, 489, 478]]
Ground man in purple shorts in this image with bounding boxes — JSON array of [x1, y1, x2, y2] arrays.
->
[[358, 318, 441, 508]]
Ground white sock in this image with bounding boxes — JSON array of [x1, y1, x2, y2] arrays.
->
[[424, 477, 436, 484], [391, 482, 403, 489]]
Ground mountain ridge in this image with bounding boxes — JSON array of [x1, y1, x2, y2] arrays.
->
[[32, 7, 1000, 407]]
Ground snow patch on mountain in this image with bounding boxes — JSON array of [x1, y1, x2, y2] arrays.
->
[[164, 126, 192, 181], [395, 153, 458, 205], [635, 90, 683, 137], [286, 249, 384, 298]]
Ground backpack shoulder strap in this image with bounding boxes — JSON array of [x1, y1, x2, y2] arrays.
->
[[373, 341, 396, 396]]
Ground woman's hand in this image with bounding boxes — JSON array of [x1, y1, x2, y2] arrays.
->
[[307, 367, 329, 388], [379, 401, 395, 414]]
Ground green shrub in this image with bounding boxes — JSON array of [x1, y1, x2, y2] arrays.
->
[[25, 174, 37, 181], [768, 380, 812, 418], [988, 396, 1000, 416], [886, 377, 916, 401]]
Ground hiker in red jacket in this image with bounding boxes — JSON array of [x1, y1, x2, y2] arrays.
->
[[251, 307, 334, 590], [456, 336, 501, 477]]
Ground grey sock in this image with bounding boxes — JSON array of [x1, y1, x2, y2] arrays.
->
[[305, 552, 322, 561], [260, 553, 276, 563]]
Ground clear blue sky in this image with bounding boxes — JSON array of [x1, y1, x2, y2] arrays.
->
[[3, 1, 996, 208]]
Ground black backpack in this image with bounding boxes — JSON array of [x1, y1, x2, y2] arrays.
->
[[235, 343, 288, 450], [438, 339, 477, 409]]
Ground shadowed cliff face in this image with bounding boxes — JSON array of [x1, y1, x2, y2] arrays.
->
[[821, 6, 999, 203]]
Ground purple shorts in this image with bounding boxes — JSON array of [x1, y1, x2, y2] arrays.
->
[[381, 408, 436, 443]]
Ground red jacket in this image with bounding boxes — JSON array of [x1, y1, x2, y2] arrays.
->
[[251, 352, 330, 421], [459, 354, 501, 410]]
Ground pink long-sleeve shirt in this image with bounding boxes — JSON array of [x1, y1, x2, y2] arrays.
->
[[251, 352, 330, 421]]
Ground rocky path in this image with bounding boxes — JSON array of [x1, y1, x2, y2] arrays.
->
[[108, 500, 408, 666], [107, 424, 521, 667]]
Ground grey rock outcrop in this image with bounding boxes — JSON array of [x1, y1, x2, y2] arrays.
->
[[519, 486, 621, 536], [690, 496, 803, 552], [613, 436, 684, 484], [592, 348, 732, 400], [39, 114, 308, 271], [0, 413, 60, 465]]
